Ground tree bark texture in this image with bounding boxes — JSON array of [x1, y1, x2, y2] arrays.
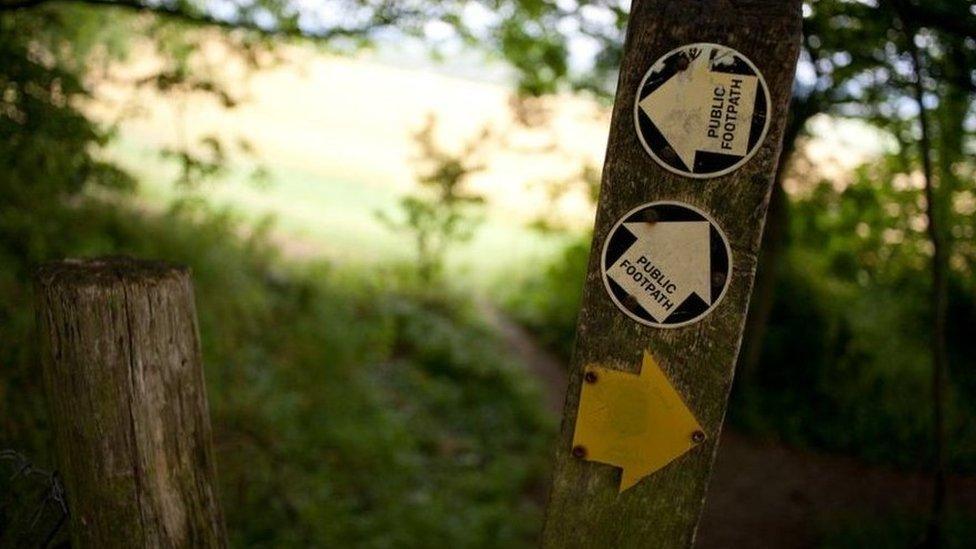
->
[[34, 257, 227, 548], [737, 94, 816, 384], [541, 1, 802, 547]]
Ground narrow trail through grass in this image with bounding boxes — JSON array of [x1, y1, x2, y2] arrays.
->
[[478, 299, 568, 416]]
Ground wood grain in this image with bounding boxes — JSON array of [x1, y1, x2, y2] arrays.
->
[[541, 1, 802, 546], [34, 257, 227, 548]]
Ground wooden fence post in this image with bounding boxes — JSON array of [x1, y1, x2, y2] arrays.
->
[[541, 1, 802, 546], [34, 257, 227, 548]]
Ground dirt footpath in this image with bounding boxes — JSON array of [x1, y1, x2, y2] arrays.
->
[[698, 432, 976, 548]]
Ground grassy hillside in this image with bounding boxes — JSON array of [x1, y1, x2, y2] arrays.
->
[[0, 195, 556, 546], [113, 138, 572, 290]]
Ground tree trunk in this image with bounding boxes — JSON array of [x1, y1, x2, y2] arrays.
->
[[904, 25, 950, 549], [34, 257, 227, 548], [736, 100, 813, 384], [735, 146, 789, 383]]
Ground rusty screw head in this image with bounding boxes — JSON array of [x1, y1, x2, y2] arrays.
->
[[691, 430, 706, 444], [660, 145, 678, 161], [623, 294, 641, 312], [676, 54, 690, 71], [584, 371, 598, 384], [639, 208, 659, 224], [572, 445, 587, 459], [712, 271, 727, 287]]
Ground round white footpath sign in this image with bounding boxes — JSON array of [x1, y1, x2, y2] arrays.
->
[[634, 43, 771, 178], [601, 201, 732, 328]]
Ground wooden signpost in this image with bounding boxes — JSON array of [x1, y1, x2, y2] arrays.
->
[[35, 258, 227, 548], [542, 1, 801, 547]]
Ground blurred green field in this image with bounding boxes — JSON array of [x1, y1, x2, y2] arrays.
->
[[111, 136, 572, 292]]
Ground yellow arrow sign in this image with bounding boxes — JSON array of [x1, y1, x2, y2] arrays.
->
[[571, 351, 705, 492]]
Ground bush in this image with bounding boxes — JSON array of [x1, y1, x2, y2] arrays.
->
[[500, 233, 590, 359], [0, 198, 554, 547], [816, 511, 976, 548]]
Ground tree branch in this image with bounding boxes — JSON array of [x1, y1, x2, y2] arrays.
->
[[900, 2, 976, 40], [0, 0, 47, 9], [898, 12, 951, 549], [0, 0, 412, 41]]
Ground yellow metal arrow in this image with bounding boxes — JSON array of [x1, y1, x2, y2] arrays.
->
[[571, 351, 705, 492]]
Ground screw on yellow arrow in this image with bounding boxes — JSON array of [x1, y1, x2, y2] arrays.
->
[[571, 351, 705, 493]]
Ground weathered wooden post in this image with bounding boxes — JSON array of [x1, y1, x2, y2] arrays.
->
[[34, 257, 227, 548], [542, 1, 801, 546]]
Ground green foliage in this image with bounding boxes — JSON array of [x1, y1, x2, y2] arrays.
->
[[501, 234, 590, 357], [0, 5, 137, 457], [730, 251, 936, 467], [378, 116, 487, 283], [0, 196, 554, 547], [1, 7, 552, 545], [503, 159, 976, 472], [202, 243, 552, 547], [729, 152, 976, 471], [816, 511, 976, 549], [496, 11, 569, 96]]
